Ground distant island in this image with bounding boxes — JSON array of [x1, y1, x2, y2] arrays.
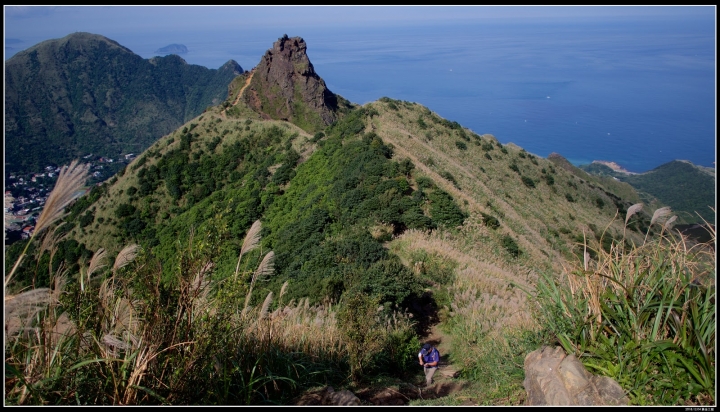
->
[[155, 43, 188, 54]]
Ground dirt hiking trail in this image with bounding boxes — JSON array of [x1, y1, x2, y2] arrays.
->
[[220, 71, 254, 119]]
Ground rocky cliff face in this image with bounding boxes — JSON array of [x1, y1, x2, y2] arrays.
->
[[243, 35, 342, 132]]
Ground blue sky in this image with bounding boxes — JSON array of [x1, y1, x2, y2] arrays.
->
[[5, 5, 714, 44]]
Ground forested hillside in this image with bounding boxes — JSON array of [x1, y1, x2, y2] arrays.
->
[[580, 160, 715, 224], [5, 35, 714, 407], [4, 32, 243, 175]]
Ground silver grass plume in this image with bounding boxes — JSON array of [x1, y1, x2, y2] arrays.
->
[[243, 251, 275, 312], [87, 248, 107, 280], [34, 160, 90, 236], [6, 160, 89, 289], [650, 206, 672, 226], [253, 251, 275, 281], [278, 281, 289, 306], [39, 227, 66, 275], [5, 288, 52, 340], [113, 244, 140, 273], [235, 220, 262, 279], [259, 291, 273, 320], [625, 203, 643, 226], [662, 215, 678, 232], [240, 220, 262, 258], [645, 206, 673, 243], [623, 202, 643, 239]]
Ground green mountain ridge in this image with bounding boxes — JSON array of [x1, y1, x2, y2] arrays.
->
[[7, 33, 661, 304], [579, 159, 716, 224], [6, 34, 714, 406], [4, 32, 243, 176]]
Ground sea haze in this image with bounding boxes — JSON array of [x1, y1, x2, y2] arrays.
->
[[8, 16, 714, 173]]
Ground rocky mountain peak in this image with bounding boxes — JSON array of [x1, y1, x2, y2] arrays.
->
[[243, 35, 340, 132]]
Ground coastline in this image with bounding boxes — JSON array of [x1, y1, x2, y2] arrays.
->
[[591, 160, 638, 175]]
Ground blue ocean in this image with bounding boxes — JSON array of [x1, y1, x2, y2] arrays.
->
[[9, 16, 715, 173]]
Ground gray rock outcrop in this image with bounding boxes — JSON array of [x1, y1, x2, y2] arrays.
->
[[243, 34, 341, 132], [293, 386, 361, 406], [523, 346, 629, 406]]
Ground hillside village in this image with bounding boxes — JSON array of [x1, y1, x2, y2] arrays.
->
[[4, 153, 135, 243]]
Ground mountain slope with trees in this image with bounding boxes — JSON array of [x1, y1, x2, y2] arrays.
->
[[579, 160, 715, 225], [4, 32, 243, 176], [5, 34, 714, 407]]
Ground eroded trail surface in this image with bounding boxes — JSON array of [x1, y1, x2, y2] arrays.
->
[[356, 322, 474, 405], [220, 71, 254, 119], [293, 320, 477, 406]]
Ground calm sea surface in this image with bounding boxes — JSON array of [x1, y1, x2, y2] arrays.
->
[[9, 17, 715, 173]]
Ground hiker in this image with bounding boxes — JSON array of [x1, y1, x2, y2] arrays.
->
[[418, 343, 439, 386]]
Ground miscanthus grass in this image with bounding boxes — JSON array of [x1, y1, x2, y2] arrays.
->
[[528, 208, 715, 406], [5, 160, 90, 289], [5, 210, 415, 404]]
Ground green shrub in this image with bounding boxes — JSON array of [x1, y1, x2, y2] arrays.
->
[[417, 116, 427, 129], [501, 235, 521, 258], [480, 212, 500, 229], [428, 190, 466, 227], [416, 176, 435, 190], [440, 171, 459, 188], [455, 141, 468, 151], [521, 176, 535, 188]]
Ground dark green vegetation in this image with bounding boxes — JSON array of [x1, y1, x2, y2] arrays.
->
[[6, 108, 465, 312], [4, 32, 242, 176], [5, 35, 714, 407], [580, 160, 715, 225]]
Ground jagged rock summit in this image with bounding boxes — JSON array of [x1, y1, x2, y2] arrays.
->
[[243, 34, 344, 132]]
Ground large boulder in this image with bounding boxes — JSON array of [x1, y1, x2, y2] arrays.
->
[[523, 346, 628, 406], [293, 386, 361, 406]]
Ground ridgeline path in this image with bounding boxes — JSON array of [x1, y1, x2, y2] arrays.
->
[[220, 71, 254, 119]]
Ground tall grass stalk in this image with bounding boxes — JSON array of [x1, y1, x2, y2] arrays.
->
[[530, 215, 715, 405], [5, 214, 417, 405], [5, 160, 89, 289]]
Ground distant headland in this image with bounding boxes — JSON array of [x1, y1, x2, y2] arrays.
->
[[155, 43, 188, 54], [590, 160, 637, 175]]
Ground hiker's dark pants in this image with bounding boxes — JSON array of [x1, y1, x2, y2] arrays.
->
[[424, 366, 438, 386]]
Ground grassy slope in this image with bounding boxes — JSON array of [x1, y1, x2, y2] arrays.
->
[[361, 98, 648, 333]]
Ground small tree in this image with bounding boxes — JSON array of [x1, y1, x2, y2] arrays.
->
[[338, 293, 385, 383]]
